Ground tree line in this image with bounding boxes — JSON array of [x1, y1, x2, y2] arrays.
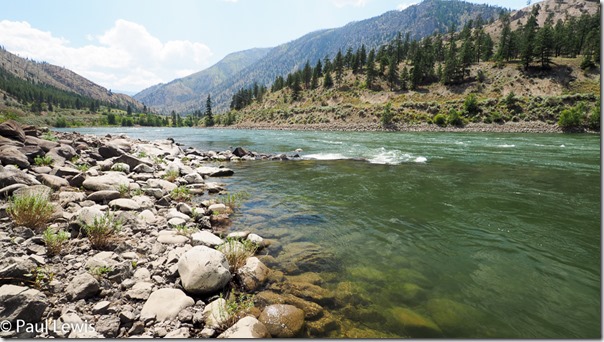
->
[[226, 6, 599, 111]]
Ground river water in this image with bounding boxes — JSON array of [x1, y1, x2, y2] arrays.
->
[[58, 127, 601, 338]]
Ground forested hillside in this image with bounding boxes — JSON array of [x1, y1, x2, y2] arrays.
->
[[142, 0, 504, 114], [217, 0, 600, 131], [0, 47, 141, 111]]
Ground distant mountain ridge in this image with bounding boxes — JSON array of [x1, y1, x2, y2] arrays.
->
[[137, 0, 504, 114], [0, 47, 141, 110], [134, 48, 271, 114]]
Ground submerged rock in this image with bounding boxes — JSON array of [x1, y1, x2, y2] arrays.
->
[[258, 304, 305, 338], [388, 307, 442, 337]]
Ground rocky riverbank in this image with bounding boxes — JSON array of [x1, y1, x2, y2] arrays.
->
[[231, 120, 572, 133], [0, 120, 336, 338]]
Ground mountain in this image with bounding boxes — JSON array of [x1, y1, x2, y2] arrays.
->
[[0, 47, 141, 110], [134, 47, 271, 114], [140, 0, 504, 114], [484, 0, 600, 39]]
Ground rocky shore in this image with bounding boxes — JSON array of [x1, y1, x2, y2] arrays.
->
[[231, 120, 570, 133], [0, 120, 334, 338]]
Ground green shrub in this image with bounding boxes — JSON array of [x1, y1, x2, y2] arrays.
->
[[558, 102, 588, 129], [84, 212, 122, 250], [433, 114, 447, 127], [34, 155, 53, 166], [170, 186, 191, 202], [380, 103, 394, 127], [447, 108, 464, 127], [7, 194, 55, 231], [217, 238, 258, 274], [163, 169, 180, 182], [463, 94, 479, 116], [42, 228, 70, 256], [588, 100, 600, 130]]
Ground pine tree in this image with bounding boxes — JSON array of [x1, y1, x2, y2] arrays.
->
[[366, 49, 376, 89], [536, 21, 554, 68], [205, 94, 214, 127], [387, 57, 399, 90], [400, 66, 409, 91], [323, 71, 334, 89], [520, 5, 540, 69], [496, 14, 512, 62], [302, 61, 312, 89], [334, 50, 345, 86]]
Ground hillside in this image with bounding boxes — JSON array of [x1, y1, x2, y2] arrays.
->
[[142, 0, 504, 114], [485, 0, 599, 38], [0, 47, 141, 110], [217, 0, 600, 132], [134, 47, 271, 114]]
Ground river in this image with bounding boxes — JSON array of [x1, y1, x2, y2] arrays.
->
[[57, 127, 601, 338]]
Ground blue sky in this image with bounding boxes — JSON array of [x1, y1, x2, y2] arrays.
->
[[0, 0, 531, 93]]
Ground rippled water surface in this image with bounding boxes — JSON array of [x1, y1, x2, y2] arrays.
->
[[61, 127, 601, 338]]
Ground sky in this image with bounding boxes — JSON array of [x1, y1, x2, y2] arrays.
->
[[0, 0, 531, 94]]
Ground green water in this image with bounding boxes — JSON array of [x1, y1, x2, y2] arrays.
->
[[60, 127, 601, 338]]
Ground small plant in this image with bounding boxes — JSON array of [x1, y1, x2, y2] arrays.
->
[[89, 265, 113, 278], [117, 184, 130, 197], [76, 163, 90, 172], [83, 212, 122, 250], [152, 155, 166, 165], [223, 292, 256, 327], [463, 94, 479, 116], [112, 164, 127, 173], [217, 238, 258, 274], [70, 155, 80, 164], [171, 186, 191, 202], [24, 266, 55, 290], [130, 188, 144, 197], [7, 194, 55, 231], [41, 132, 58, 142], [34, 155, 53, 166], [42, 227, 70, 256], [174, 224, 198, 237], [131, 260, 138, 269], [163, 169, 180, 182], [137, 151, 148, 158], [218, 191, 250, 210]]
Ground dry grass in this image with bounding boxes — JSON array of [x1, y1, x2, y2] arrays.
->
[[83, 212, 122, 250]]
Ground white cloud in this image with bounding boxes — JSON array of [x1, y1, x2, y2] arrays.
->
[[397, 1, 419, 11], [0, 19, 213, 93], [332, 0, 368, 8]]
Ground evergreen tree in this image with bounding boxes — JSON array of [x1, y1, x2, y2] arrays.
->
[[536, 20, 555, 68], [366, 49, 376, 89], [323, 71, 334, 89], [334, 50, 345, 86], [496, 14, 513, 62], [302, 61, 312, 89], [520, 5, 540, 69], [387, 57, 399, 90], [205, 94, 214, 127], [400, 66, 409, 91]]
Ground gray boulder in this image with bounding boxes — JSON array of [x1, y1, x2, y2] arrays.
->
[[237, 257, 269, 292], [0, 146, 30, 169], [177, 246, 231, 295], [0, 168, 41, 187], [82, 173, 130, 191], [218, 316, 270, 338], [0, 120, 26, 142], [0, 284, 48, 323], [140, 288, 194, 322], [65, 272, 100, 300]]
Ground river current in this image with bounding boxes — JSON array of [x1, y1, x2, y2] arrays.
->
[[58, 127, 601, 338]]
